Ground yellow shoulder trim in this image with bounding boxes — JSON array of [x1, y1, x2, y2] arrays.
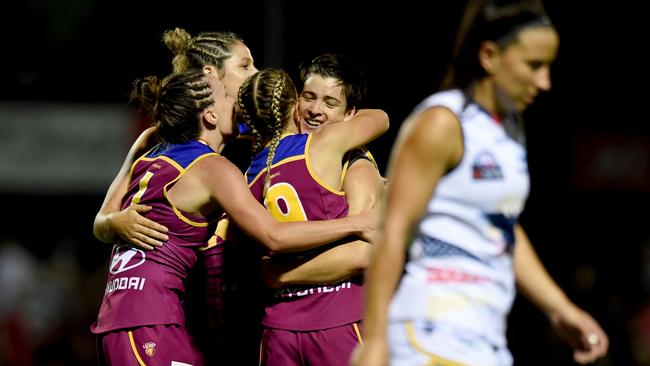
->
[[305, 134, 345, 196], [164, 153, 220, 227]]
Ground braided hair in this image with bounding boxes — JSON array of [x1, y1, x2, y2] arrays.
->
[[237, 68, 298, 195], [162, 27, 244, 73], [130, 70, 214, 144]]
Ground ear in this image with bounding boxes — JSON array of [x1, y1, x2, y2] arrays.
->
[[202, 108, 218, 128], [292, 104, 301, 127], [343, 107, 357, 122], [203, 65, 223, 78], [478, 40, 500, 75]]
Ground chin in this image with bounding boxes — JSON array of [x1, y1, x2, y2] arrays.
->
[[517, 101, 531, 112]]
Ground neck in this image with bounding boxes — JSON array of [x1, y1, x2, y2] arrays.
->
[[468, 79, 498, 117], [198, 132, 225, 153], [285, 119, 299, 134]]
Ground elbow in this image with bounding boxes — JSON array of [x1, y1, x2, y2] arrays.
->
[[266, 242, 282, 252], [375, 109, 390, 134], [361, 109, 389, 136], [255, 222, 290, 252], [263, 232, 285, 252], [381, 111, 390, 132], [93, 214, 114, 243], [93, 226, 113, 244], [347, 242, 373, 272], [355, 243, 373, 270], [92, 223, 101, 241]]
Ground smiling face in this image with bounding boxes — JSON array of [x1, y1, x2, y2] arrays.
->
[[493, 26, 559, 113], [296, 74, 355, 133]]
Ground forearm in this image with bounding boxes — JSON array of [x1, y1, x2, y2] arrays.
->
[[330, 109, 389, 153], [362, 230, 405, 342], [515, 226, 610, 363], [93, 127, 157, 244], [514, 224, 572, 317], [220, 166, 372, 254], [264, 240, 371, 287], [93, 181, 125, 244], [265, 161, 381, 285], [267, 216, 364, 252], [93, 210, 117, 243]]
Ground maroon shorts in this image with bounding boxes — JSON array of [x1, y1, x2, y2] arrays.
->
[[96, 324, 205, 366], [261, 322, 363, 366]]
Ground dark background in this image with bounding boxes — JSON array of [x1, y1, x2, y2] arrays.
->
[[0, 1, 648, 365]]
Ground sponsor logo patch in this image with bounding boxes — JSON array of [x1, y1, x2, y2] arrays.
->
[[110, 246, 146, 274], [472, 151, 503, 180]]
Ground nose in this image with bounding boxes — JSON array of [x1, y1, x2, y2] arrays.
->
[[535, 65, 552, 92], [307, 100, 325, 115]]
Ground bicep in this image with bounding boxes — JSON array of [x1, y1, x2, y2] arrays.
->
[[343, 160, 385, 215], [210, 162, 277, 244]]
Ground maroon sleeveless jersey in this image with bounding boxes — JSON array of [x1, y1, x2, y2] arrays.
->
[[246, 134, 363, 331], [92, 140, 219, 334]]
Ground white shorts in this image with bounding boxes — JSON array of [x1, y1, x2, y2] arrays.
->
[[388, 320, 512, 366]]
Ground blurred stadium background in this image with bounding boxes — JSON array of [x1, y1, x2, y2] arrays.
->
[[0, 1, 647, 365]]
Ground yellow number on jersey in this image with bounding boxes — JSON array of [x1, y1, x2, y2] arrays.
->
[[264, 182, 308, 222], [131, 171, 154, 205]]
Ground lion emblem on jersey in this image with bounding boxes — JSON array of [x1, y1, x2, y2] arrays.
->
[[143, 342, 156, 357]]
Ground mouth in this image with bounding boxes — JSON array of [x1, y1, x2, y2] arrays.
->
[[524, 90, 538, 105], [302, 118, 324, 131], [523, 95, 535, 105]]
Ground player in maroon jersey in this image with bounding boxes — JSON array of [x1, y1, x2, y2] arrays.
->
[[237, 68, 388, 366], [91, 69, 376, 366]]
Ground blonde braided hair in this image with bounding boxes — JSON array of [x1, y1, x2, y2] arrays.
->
[[162, 28, 243, 73], [262, 75, 288, 194], [236, 69, 298, 195], [237, 72, 263, 154]]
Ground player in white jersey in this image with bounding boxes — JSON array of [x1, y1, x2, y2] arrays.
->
[[351, 0, 609, 365]]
